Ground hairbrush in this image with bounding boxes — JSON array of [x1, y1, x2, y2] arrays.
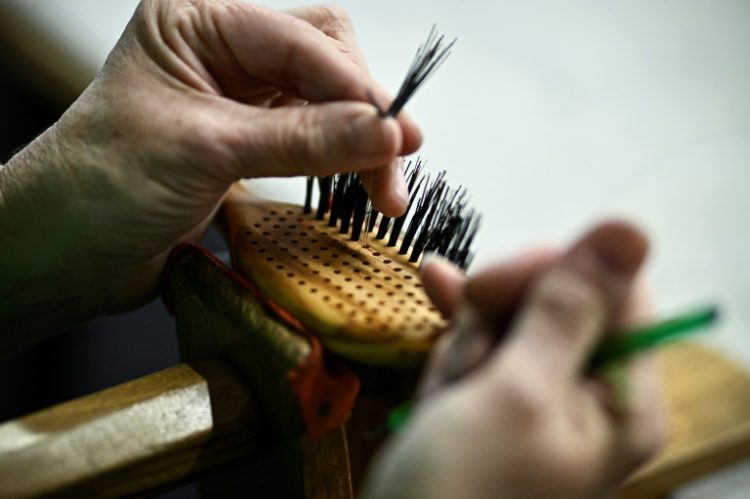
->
[[222, 27, 473, 367]]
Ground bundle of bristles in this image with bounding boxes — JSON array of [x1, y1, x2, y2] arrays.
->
[[303, 160, 480, 270], [299, 26, 478, 271]]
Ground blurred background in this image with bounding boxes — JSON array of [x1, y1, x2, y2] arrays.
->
[[1, 0, 748, 497]]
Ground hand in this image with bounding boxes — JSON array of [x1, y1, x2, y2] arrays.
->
[[363, 221, 666, 499], [0, 1, 420, 351]]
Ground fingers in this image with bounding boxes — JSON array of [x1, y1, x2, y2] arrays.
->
[[464, 248, 560, 326], [420, 253, 468, 318], [218, 101, 402, 179], [209, 2, 421, 153], [283, 4, 422, 155], [359, 159, 409, 217], [495, 220, 649, 383]]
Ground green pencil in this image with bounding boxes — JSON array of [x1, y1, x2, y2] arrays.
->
[[586, 305, 719, 372], [383, 304, 719, 432]]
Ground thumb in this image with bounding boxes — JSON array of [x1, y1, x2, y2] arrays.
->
[[494, 221, 649, 383], [221, 101, 402, 179]]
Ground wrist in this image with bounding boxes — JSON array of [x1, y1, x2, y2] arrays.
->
[[0, 123, 106, 354]]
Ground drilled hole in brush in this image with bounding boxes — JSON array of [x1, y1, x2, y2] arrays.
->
[[253, 223, 261, 228], [259, 249, 266, 253], [263, 217, 270, 222], [262, 232, 270, 236], [250, 240, 258, 245], [269, 211, 277, 216]]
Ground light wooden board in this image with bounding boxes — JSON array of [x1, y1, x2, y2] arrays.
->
[[619, 342, 750, 498]]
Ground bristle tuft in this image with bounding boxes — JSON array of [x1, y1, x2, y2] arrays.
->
[[304, 159, 480, 270]]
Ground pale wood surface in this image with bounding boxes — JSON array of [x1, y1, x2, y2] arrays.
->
[[0, 360, 258, 498], [619, 342, 750, 498]]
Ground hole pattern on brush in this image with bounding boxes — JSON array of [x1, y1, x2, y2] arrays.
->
[[238, 204, 446, 346]]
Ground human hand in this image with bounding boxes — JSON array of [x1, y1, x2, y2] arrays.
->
[[362, 221, 666, 499], [0, 1, 420, 349]]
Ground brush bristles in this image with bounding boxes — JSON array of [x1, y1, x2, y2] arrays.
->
[[380, 25, 457, 117], [303, 159, 480, 270], [298, 26, 474, 267]]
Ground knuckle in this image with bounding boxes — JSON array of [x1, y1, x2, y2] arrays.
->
[[532, 268, 606, 339], [284, 111, 329, 167], [315, 4, 354, 32]]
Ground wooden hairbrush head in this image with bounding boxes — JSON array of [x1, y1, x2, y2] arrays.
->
[[223, 161, 479, 367]]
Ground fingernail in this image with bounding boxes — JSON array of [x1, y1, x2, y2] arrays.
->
[[348, 112, 398, 155], [391, 158, 408, 204], [590, 222, 649, 275]]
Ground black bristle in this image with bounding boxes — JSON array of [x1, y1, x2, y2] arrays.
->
[[383, 26, 456, 117], [368, 210, 380, 232], [328, 175, 345, 227], [305, 164, 480, 270], [375, 216, 392, 239], [399, 171, 446, 253], [304, 177, 314, 214], [316, 176, 332, 220], [337, 174, 357, 234]]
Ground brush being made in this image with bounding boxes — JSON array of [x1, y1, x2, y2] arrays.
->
[[223, 26, 470, 367], [225, 159, 479, 367]]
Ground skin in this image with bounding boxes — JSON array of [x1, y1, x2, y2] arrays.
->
[[0, 1, 665, 496], [0, 0, 420, 352], [363, 221, 666, 498]]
